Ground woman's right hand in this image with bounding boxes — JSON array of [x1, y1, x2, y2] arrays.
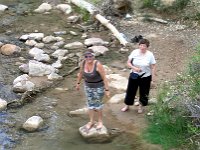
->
[[133, 67, 142, 73], [76, 83, 80, 91]]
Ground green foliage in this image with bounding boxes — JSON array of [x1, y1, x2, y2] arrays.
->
[[143, 44, 200, 149], [142, 0, 155, 8], [90, 0, 101, 4], [142, 0, 190, 13], [189, 44, 200, 94], [143, 84, 189, 149], [73, 6, 90, 22]]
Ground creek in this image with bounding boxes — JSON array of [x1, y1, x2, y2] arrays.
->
[[0, 0, 143, 150]]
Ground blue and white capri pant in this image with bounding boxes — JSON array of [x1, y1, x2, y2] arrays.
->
[[84, 86, 104, 110]]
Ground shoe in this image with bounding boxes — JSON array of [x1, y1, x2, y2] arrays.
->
[[121, 106, 129, 112]]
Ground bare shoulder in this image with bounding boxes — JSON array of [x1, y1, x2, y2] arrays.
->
[[96, 60, 103, 66], [96, 60, 104, 71]]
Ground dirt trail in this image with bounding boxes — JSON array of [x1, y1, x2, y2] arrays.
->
[[99, 15, 200, 149]]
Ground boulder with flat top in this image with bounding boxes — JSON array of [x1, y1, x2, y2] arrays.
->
[[79, 123, 110, 143]]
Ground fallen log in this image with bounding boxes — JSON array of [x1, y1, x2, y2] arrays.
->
[[70, 0, 99, 14], [70, 0, 128, 46]]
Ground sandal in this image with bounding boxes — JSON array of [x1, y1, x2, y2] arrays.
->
[[121, 106, 129, 112], [96, 122, 103, 130], [85, 122, 94, 130], [134, 101, 140, 106]]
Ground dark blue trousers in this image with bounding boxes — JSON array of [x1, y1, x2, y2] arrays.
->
[[124, 75, 151, 106]]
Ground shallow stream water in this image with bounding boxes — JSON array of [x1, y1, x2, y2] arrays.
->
[[0, 0, 144, 149]]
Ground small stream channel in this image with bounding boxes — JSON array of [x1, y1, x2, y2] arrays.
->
[[0, 0, 144, 149]]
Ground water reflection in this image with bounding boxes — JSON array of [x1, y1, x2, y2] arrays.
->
[[0, 112, 17, 150]]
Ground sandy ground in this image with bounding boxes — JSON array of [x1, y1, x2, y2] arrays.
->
[[97, 15, 200, 149]]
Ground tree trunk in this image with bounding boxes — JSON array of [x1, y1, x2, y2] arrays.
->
[[70, 0, 128, 46]]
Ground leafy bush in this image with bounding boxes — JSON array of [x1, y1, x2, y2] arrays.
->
[[73, 6, 90, 22], [143, 45, 200, 149], [142, 0, 190, 13]]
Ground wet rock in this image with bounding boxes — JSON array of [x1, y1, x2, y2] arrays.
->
[[81, 33, 88, 39], [42, 35, 58, 43], [19, 64, 29, 73], [29, 47, 44, 57], [64, 41, 84, 50], [50, 45, 59, 50], [0, 4, 8, 12], [69, 108, 88, 116], [0, 98, 7, 111], [25, 40, 37, 47], [67, 53, 75, 58], [29, 33, 45, 41], [51, 49, 69, 58], [55, 36, 64, 42], [58, 56, 68, 61], [47, 72, 63, 80], [54, 31, 67, 35], [0, 44, 21, 56], [67, 16, 80, 23], [20, 33, 45, 41], [23, 116, 44, 132], [34, 3, 52, 13], [108, 93, 126, 103], [88, 46, 109, 56], [29, 60, 57, 76], [69, 31, 78, 36], [52, 60, 63, 69], [56, 4, 72, 14], [53, 41, 65, 48], [35, 43, 45, 49], [13, 80, 35, 93], [13, 74, 35, 93], [79, 123, 110, 143], [84, 38, 109, 46], [55, 87, 69, 91], [34, 53, 50, 63]]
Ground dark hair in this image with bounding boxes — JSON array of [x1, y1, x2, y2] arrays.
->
[[139, 39, 150, 47], [84, 49, 94, 55]]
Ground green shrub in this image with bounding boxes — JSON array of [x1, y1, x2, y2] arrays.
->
[[143, 44, 200, 149], [143, 84, 189, 149], [142, 0, 190, 13], [73, 6, 90, 22]]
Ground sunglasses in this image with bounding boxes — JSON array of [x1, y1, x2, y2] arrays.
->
[[85, 55, 93, 58]]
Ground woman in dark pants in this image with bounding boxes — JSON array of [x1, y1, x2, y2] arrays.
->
[[121, 39, 156, 113]]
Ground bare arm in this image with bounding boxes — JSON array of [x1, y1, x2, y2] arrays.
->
[[151, 64, 156, 82], [96, 61, 110, 97], [76, 61, 84, 90], [127, 59, 141, 73]]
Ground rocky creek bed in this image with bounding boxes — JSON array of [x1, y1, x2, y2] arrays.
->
[[0, 0, 200, 150]]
